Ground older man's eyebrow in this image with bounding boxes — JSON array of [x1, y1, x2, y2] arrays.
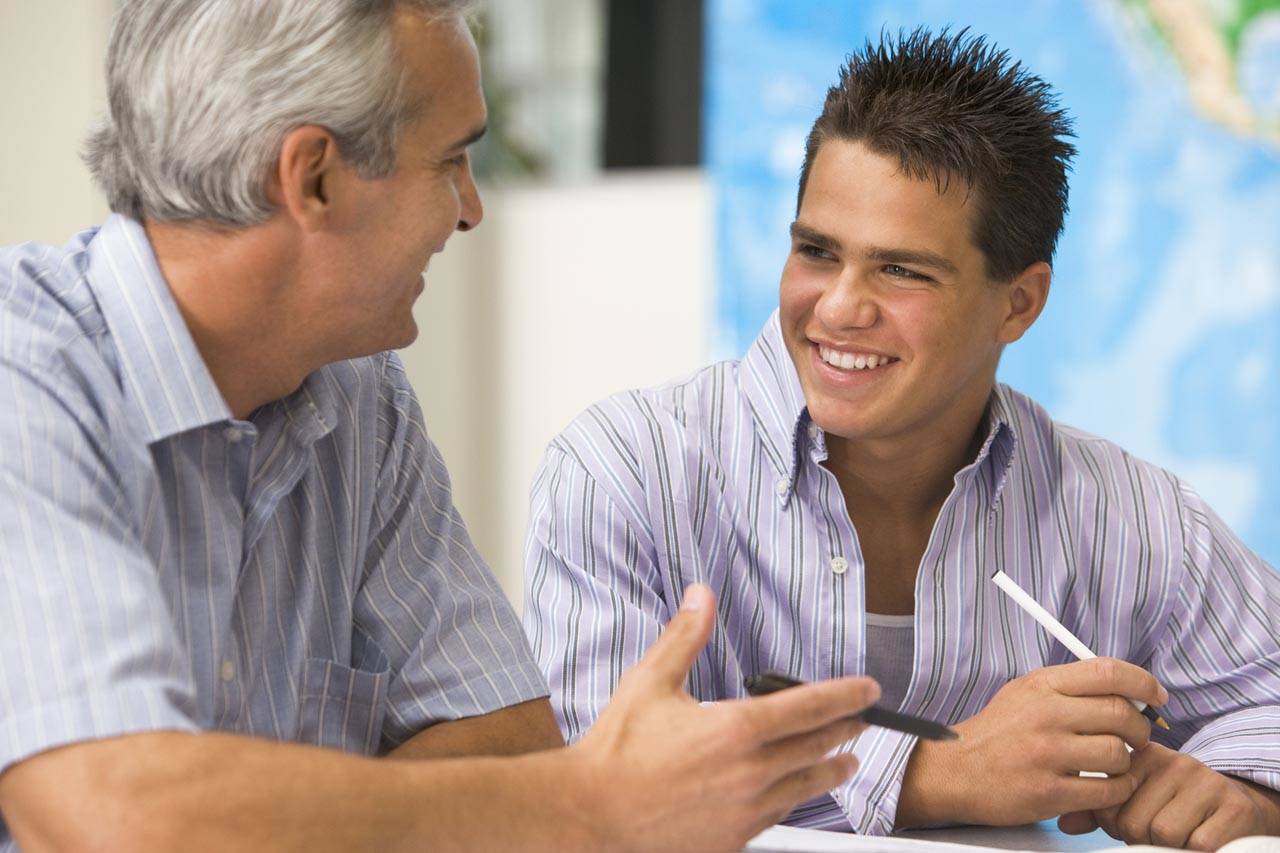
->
[[789, 222, 842, 253], [447, 123, 488, 151], [865, 246, 959, 275]]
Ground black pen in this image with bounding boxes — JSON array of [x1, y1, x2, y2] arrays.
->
[[744, 672, 959, 741]]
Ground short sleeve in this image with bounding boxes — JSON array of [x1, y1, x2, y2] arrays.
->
[[354, 355, 547, 749], [0, 358, 199, 775]]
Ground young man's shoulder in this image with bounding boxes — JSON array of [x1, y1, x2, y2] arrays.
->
[[998, 384, 1187, 503], [551, 358, 742, 458]]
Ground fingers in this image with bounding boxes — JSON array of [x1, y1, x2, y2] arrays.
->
[[633, 585, 717, 691], [1187, 802, 1252, 852], [1142, 793, 1215, 849], [735, 676, 880, 744], [1063, 695, 1151, 749], [1045, 657, 1169, 708], [1061, 735, 1134, 777], [1104, 770, 1180, 845], [1053, 773, 1140, 817], [757, 753, 859, 825], [754, 716, 865, 782]]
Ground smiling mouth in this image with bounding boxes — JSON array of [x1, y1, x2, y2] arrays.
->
[[817, 344, 899, 372]]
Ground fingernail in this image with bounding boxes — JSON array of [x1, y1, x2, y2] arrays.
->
[[865, 678, 881, 705], [1157, 685, 1169, 705], [680, 584, 710, 612]]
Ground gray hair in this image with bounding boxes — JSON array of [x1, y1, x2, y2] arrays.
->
[[85, 0, 477, 225]]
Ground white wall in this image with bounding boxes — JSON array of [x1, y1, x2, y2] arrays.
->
[[404, 173, 713, 606], [0, 0, 112, 245]]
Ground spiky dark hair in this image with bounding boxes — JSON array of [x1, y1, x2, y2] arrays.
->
[[797, 27, 1077, 281]]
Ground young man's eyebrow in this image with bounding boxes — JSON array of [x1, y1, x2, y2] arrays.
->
[[789, 222, 842, 253], [864, 246, 959, 275], [790, 222, 958, 274]]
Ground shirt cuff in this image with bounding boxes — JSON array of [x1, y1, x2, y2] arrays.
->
[[1179, 706, 1280, 792], [829, 726, 918, 835]]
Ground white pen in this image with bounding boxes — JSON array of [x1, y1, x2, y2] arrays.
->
[[991, 570, 1169, 731]]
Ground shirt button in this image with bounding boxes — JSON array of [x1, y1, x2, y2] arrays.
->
[[807, 422, 820, 439], [220, 660, 236, 682], [831, 556, 848, 575], [223, 426, 243, 443], [775, 478, 789, 496]]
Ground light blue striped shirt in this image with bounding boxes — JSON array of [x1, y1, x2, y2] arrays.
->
[[524, 311, 1280, 835], [0, 215, 546, 846]]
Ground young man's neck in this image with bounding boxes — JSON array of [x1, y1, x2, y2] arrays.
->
[[145, 218, 321, 420], [822, 395, 993, 523]]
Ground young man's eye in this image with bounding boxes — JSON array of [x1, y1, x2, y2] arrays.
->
[[884, 264, 927, 280], [798, 243, 834, 261]]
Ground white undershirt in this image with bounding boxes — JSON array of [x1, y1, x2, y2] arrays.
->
[[863, 612, 915, 711]]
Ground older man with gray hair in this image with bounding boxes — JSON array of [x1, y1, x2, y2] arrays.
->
[[0, 0, 879, 850]]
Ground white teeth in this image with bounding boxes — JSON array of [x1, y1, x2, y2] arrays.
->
[[819, 345, 894, 372]]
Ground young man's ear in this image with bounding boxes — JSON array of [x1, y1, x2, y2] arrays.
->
[[268, 126, 343, 231], [996, 261, 1051, 344]]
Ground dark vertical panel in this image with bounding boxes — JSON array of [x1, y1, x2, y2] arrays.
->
[[604, 0, 703, 169]]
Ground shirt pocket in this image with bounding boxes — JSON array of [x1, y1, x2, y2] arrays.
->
[[297, 637, 390, 755]]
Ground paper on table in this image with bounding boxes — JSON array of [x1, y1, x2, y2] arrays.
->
[[745, 824, 1280, 853]]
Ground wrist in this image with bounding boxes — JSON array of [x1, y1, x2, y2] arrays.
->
[[896, 737, 964, 828], [1234, 776, 1280, 834], [557, 742, 614, 848]]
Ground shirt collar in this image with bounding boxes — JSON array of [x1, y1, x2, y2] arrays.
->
[[86, 214, 231, 443], [978, 384, 1019, 511], [738, 311, 1020, 512], [739, 310, 811, 504]]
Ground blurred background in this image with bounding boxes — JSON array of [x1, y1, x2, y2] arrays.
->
[[2, 0, 1277, 607]]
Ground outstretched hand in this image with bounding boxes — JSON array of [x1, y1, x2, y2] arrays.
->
[[573, 584, 880, 852]]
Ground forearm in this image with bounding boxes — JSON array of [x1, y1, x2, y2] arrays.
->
[[388, 697, 564, 760], [1, 731, 593, 852]]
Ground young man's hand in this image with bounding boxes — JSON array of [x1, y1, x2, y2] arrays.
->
[[570, 584, 880, 852], [897, 657, 1164, 828], [1058, 742, 1280, 850]]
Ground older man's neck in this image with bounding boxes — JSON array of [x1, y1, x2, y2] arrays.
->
[[145, 218, 319, 420]]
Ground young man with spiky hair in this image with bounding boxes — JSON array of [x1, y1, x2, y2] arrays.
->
[[525, 29, 1280, 846]]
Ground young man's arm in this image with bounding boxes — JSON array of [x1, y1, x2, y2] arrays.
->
[[1055, 482, 1280, 848], [0, 586, 880, 852]]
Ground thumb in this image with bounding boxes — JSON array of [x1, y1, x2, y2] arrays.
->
[[1057, 811, 1099, 835], [637, 584, 716, 691]]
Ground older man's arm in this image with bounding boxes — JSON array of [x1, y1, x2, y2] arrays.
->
[[388, 697, 564, 760], [1, 588, 877, 853]]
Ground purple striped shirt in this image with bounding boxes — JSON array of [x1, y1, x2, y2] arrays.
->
[[523, 311, 1280, 835]]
